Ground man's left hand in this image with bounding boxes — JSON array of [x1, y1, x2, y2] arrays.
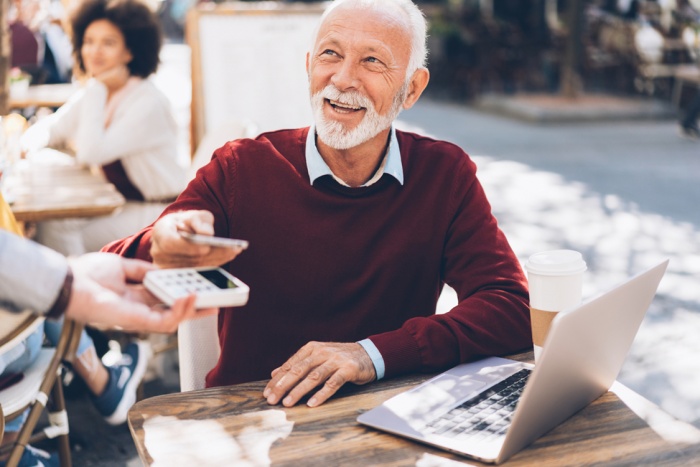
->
[[263, 342, 376, 408]]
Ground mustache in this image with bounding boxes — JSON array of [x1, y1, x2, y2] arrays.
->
[[318, 85, 373, 110]]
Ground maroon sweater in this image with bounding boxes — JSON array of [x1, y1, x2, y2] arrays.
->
[[104, 128, 531, 386]]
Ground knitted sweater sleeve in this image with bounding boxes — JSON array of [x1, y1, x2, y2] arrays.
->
[[367, 155, 531, 379]]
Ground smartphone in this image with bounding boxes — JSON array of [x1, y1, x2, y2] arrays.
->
[[179, 231, 249, 250], [144, 267, 250, 308]]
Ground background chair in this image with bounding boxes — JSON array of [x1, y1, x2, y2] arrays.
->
[[187, 119, 258, 182], [0, 309, 83, 466], [177, 314, 220, 392]]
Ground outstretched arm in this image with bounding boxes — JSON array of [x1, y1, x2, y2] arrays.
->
[[66, 252, 217, 333], [0, 232, 215, 332]]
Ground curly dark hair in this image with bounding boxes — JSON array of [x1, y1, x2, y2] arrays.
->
[[71, 0, 162, 78]]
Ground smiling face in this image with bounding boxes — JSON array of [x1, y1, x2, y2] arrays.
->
[[307, 4, 415, 150], [81, 19, 132, 77]]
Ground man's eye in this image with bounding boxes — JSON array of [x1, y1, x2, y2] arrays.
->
[[366, 57, 379, 63], [322, 49, 337, 56]]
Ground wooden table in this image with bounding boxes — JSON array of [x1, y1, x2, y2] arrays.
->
[[2, 150, 125, 222], [128, 352, 700, 466], [9, 83, 77, 109]]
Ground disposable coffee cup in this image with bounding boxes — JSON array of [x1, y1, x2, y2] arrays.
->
[[524, 250, 587, 362]]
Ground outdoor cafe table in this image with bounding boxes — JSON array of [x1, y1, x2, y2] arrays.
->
[[2, 150, 125, 223], [9, 83, 77, 110], [127, 351, 700, 466]]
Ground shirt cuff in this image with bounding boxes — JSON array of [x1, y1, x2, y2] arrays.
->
[[357, 338, 385, 380]]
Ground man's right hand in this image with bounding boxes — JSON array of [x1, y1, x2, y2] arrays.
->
[[151, 210, 244, 268]]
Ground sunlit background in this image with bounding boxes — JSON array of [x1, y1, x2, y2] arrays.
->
[[2, 0, 700, 464]]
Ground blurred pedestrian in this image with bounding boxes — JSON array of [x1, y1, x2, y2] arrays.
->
[[679, 92, 700, 140]]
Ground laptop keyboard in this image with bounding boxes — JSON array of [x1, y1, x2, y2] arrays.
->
[[424, 368, 532, 442]]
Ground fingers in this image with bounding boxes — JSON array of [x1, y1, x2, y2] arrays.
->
[[69, 253, 129, 294], [263, 342, 313, 396], [189, 211, 215, 235], [139, 293, 196, 333], [307, 372, 348, 407], [173, 210, 215, 235], [140, 294, 197, 334], [121, 257, 157, 282], [151, 211, 239, 268], [167, 296, 219, 324], [154, 211, 210, 248], [150, 249, 210, 268], [66, 263, 219, 332], [129, 294, 217, 334], [263, 342, 376, 408], [159, 294, 199, 332], [152, 211, 215, 267], [264, 344, 314, 405], [153, 247, 242, 269], [94, 64, 130, 88], [280, 364, 348, 408], [128, 284, 167, 307]]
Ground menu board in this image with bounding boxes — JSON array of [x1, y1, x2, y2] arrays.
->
[[186, 2, 327, 154]]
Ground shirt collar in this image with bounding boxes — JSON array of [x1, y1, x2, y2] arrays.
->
[[305, 125, 404, 186]]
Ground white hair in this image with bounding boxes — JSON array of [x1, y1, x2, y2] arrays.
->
[[311, 0, 428, 78]]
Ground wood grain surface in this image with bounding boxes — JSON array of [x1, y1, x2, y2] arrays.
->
[[4, 155, 125, 222], [9, 83, 76, 109], [128, 351, 700, 466]]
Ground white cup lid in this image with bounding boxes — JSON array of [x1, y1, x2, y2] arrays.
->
[[524, 250, 587, 276]]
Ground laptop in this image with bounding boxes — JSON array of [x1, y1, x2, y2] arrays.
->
[[357, 260, 668, 464]]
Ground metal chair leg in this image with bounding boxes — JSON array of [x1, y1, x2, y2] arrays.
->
[[4, 319, 82, 467]]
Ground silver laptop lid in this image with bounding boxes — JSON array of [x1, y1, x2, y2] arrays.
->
[[357, 260, 668, 464], [498, 259, 668, 463]]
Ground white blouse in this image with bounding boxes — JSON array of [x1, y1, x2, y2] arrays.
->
[[21, 78, 186, 201]]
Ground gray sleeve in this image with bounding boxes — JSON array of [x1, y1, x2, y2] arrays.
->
[[0, 231, 68, 314]]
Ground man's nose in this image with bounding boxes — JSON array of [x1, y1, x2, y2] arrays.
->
[[330, 60, 360, 91]]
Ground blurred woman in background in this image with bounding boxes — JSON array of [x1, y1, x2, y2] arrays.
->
[[21, 0, 185, 256]]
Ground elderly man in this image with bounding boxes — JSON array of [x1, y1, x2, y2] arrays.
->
[[103, 0, 531, 408]]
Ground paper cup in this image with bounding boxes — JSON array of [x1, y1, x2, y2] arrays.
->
[[524, 250, 586, 362]]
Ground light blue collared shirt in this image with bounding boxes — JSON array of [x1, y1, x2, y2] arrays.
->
[[305, 126, 403, 380], [305, 125, 404, 187]]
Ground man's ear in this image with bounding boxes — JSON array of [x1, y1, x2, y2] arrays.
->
[[305, 52, 310, 75], [402, 68, 430, 110]]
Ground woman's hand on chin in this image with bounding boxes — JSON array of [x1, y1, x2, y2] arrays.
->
[[93, 64, 130, 92]]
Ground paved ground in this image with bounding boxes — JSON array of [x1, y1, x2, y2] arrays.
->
[[50, 44, 700, 465], [398, 99, 700, 432]]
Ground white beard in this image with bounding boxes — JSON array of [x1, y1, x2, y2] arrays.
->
[[310, 84, 406, 150]]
